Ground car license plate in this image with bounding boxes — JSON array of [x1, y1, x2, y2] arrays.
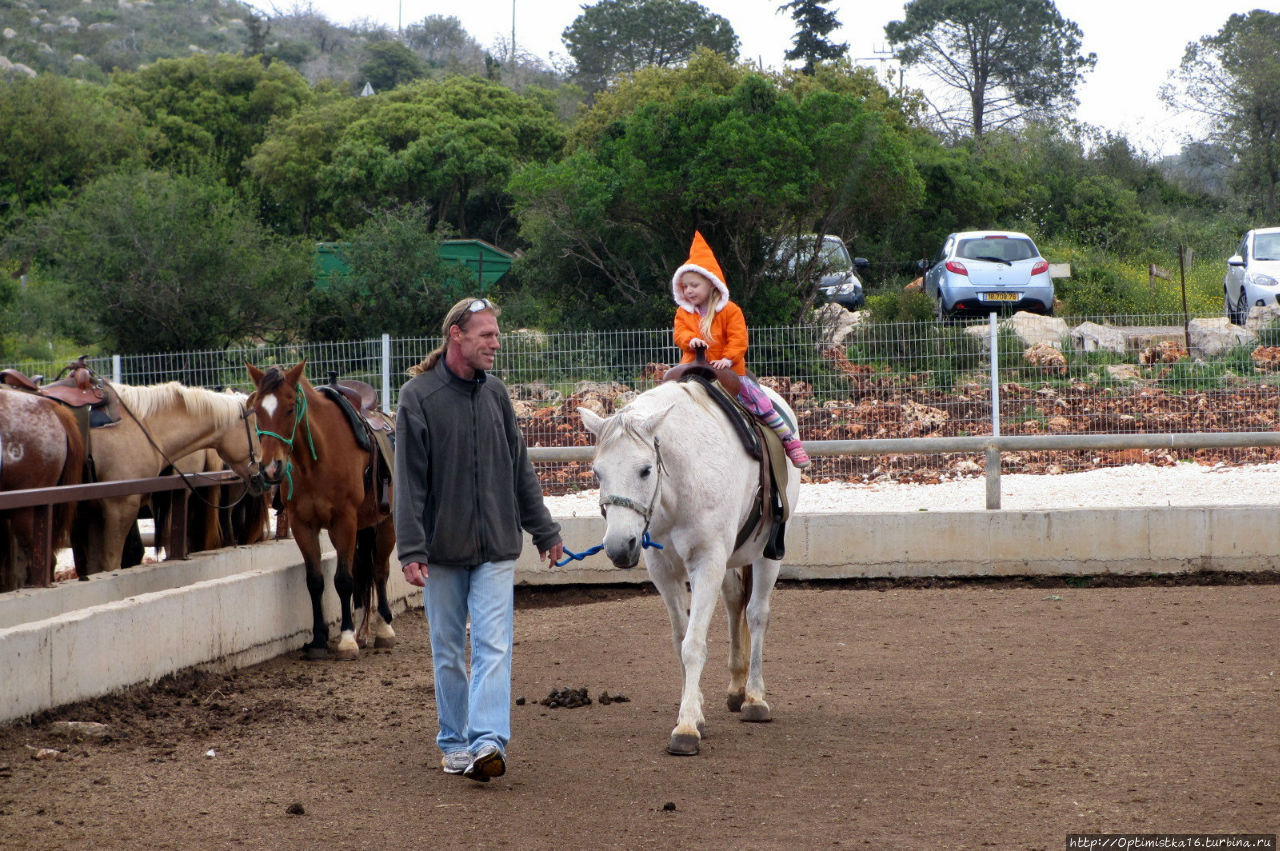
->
[[982, 291, 1019, 302]]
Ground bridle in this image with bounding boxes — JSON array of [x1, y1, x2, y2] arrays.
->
[[599, 434, 667, 539], [252, 382, 317, 500]]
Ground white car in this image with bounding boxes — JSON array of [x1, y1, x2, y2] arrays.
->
[[923, 230, 1054, 320], [1224, 227, 1280, 325]]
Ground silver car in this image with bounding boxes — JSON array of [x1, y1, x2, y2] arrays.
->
[[1224, 227, 1280, 325], [923, 230, 1054, 320]]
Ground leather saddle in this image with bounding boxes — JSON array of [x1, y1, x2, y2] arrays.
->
[[0, 355, 121, 427], [317, 373, 395, 514], [661, 353, 791, 560]]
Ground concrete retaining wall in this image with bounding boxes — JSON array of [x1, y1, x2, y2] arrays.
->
[[3, 506, 1277, 723]]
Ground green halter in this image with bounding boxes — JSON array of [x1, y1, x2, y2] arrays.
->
[[255, 383, 317, 500]]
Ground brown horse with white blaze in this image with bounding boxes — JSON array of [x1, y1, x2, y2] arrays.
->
[[246, 360, 396, 661]]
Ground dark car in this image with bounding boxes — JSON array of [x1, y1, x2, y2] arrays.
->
[[777, 233, 869, 310]]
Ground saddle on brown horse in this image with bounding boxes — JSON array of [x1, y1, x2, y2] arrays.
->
[[661, 352, 791, 559], [317, 374, 395, 514]]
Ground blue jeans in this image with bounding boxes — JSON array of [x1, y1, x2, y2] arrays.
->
[[422, 559, 515, 756]]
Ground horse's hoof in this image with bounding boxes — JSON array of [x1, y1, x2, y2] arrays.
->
[[667, 733, 700, 756], [726, 693, 745, 713], [333, 648, 358, 662], [304, 645, 328, 661], [374, 636, 396, 649], [740, 702, 772, 723]]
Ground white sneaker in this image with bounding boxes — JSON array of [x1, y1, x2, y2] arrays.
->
[[463, 743, 506, 782], [440, 750, 471, 774]]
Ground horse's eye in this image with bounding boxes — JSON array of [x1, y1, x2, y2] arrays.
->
[[639, 465, 652, 478]]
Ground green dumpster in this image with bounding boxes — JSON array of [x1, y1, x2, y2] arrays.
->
[[314, 239, 515, 290]]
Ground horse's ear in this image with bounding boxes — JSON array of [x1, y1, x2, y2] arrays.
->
[[246, 363, 264, 387], [285, 360, 306, 386], [634, 404, 673, 437], [578, 407, 606, 437]]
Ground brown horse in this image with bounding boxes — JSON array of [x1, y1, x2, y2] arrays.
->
[[72, 381, 263, 577], [246, 361, 396, 661], [0, 389, 86, 591]]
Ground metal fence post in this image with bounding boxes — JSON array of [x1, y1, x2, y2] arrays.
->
[[112, 354, 122, 384], [987, 313, 1002, 509], [381, 333, 391, 413]]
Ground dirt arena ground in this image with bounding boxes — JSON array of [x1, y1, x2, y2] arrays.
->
[[1, 578, 1277, 850]]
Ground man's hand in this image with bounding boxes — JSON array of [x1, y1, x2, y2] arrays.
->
[[541, 542, 564, 569], [401, 562, 428, 587]]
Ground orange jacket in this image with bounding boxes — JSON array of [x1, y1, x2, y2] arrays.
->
[[673, 300, 749, 376]]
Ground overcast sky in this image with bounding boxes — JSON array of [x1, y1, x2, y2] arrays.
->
[[249, 0, 1280, 154]]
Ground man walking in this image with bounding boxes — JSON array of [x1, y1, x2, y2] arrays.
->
[[394, 296, 564, 782]]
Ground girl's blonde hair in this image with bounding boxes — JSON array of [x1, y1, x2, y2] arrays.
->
[[698, 280, 721, 342], [408, 296, 501, 376]]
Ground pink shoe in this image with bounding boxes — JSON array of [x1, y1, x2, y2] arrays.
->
[[782, 437, 811, 468]]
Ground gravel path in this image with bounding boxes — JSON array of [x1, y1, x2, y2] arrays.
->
[[544, 461, 1280, 515]]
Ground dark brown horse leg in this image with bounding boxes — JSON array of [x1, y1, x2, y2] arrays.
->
[[328, 518, 360, 661], [294, 527, 330, 660]]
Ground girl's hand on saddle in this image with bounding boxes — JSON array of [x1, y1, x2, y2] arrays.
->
[[402, 562, 428, 587], [689, 338, 708, 350], [709, 358, 731, 370]]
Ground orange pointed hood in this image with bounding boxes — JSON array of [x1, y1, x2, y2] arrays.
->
[[671, 231, 730, 313]]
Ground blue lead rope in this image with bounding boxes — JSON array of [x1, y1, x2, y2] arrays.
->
[[555, 531, 664, 567]]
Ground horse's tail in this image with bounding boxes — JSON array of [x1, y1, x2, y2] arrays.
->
[[353, 526, 376, 611]]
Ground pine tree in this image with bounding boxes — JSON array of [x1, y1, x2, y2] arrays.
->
[[778, 0, 847, 74]]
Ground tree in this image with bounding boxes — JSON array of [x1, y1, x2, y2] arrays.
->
[[305, 203, 473, 341], [778, 1, 847, 75], [885, 0, 1096, 139], [249, 77, 564, 242], [1162, 10, 1280, 217], [562, 0, 739, 94], [404, 15, 486, 73], [0, 76, 149, 223], [10, 171, 310, 354], [510, 63, 923, 328], [106, 54, 313, 187], [358, 41, 429, 92]]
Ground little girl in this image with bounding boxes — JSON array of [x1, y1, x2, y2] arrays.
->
[[671, 231, 811, 468]]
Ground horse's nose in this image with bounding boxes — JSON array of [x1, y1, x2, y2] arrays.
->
[[606, 536, 640, 569], [263, 460, 283, 483]]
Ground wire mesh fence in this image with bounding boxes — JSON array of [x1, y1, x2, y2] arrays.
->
[[7, 311, 1280, 494]]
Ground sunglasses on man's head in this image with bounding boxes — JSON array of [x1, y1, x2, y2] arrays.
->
[[468, 298, 494, 312]]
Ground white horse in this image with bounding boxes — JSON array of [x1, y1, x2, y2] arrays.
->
[[580, 379, 801, 755]]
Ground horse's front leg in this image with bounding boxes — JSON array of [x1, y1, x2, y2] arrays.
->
[[293, 525, 332, 661], [328, 515, 360, 661], [739, 557, 781, 723], [100, 496, 143, 574], [644, 547, 690, 672], [668, 551, 727, 756]]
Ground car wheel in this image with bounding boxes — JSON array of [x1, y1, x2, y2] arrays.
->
[[1236, 290, 1249, 326]]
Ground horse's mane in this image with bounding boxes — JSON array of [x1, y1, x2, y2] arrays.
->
[[598, 382, 718, 450], [112, 381, 245, 430]]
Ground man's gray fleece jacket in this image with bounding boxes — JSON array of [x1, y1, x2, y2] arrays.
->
[[393, 359, 561, 569]]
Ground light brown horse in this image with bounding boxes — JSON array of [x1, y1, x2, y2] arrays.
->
[[72, 381, 263, 577], [0, 389, 86, 591], [246, 361, 396, 661]]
